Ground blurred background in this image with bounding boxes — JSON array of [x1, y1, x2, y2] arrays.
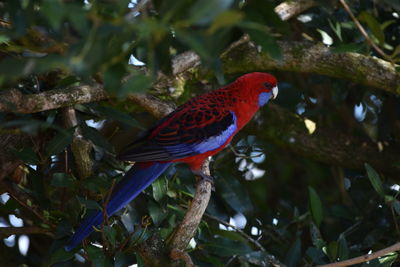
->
[[0, 0, 399, 266]]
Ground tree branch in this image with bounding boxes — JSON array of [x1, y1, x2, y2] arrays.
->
[[0, 39, 399, 115], [318, 242, 400, 267], [62, 106, 93, 179], [168, 160, 212, 251], [274, 0, 316, 21], [0, 84, 107, 114], [221, 39, 400, 95]]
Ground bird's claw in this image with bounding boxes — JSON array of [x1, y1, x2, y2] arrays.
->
[[192, 170, 215, 191]]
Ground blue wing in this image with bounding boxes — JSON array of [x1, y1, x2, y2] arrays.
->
[[118, 111, 237, 162]]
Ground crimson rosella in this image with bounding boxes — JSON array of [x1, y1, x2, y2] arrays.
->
[[65, 72, 278, 250]]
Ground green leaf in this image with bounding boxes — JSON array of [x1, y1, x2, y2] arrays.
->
[[337, 234, 349, 261], [82, 175, 111, 192], [104, 63, 125, 94], [365, 163, 385, 197], [284, 236, 301, 267], [81, 125, 113, 151], [188, 0, 234, 26], [207, 10, 243, 34], [93, 105, 144, 129], [119, 74, 153, 98], [148, 200, 167, 226], [308, 186, 323, 227], [239, 251, 279, 266], [42, 0, 65, 30], [359, 12, 385, 45], [331, 43, 365, 53], [51, 173, 76, 188], [77, 196, 102, 211], [306, 247, 327, 265], [115, 252, 135, 267], [309, 222, 325, 249], [393, 200, 400, 215], [326, 241, 338, 261], [104, 226, 117, 248], [11, 147, 39, 164], [55, 75, 80, 88], [216, 171, 253, 214], [174, 30, 211, 60], [152, 177, 167, 202], [48, 248, 75, 265], [86, 246, 113, 267], [0, 35, 10, 44], [239, 21, 282, 60], [378, 252, 398, 266], [45, 128, 74, 157], [204, 237, 252, 257]]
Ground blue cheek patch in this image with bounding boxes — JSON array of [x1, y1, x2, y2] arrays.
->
[[258, 92, 272, 107]]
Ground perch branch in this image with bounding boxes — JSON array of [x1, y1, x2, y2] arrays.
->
[[168, 160, 213, 250], [318, 242, 400, 267]]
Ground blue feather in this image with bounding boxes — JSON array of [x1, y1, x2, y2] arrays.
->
[[65, 162, 171, 251], [165, 112, 237, 155]]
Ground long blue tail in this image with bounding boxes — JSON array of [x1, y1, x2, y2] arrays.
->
[[65, 162, 171, 251]]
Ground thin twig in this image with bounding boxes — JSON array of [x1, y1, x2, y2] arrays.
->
[[224, 255, 238, 267], [2, 181, 55, 228], [318, 242, 400, 267], [203, 213, 287, 267], [339, 0, 391, 62], [0, 226, 53, 238], [204, 213, 266, 252]]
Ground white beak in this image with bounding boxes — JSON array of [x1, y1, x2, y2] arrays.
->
[[272, 86, 278, 99]]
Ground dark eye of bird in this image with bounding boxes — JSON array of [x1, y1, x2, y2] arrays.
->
[[263, 82, 272, 90]]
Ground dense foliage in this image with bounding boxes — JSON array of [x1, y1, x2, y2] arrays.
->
[[0, 0, 399, 266]]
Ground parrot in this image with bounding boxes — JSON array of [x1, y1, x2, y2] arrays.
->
[[65, 72, 278, 251]]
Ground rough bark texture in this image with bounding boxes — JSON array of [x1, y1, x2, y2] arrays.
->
[[0, 40, 399, 115], [62, 107, 93, 179], [221, 40, 400, 95], [169, 160, 212, 250], [0, 84, 107, 114]]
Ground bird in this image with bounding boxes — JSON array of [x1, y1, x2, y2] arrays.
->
[[65, 72, 278, 251]]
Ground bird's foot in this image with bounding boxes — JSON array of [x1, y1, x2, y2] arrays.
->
[[192, 170, 215, 191]]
